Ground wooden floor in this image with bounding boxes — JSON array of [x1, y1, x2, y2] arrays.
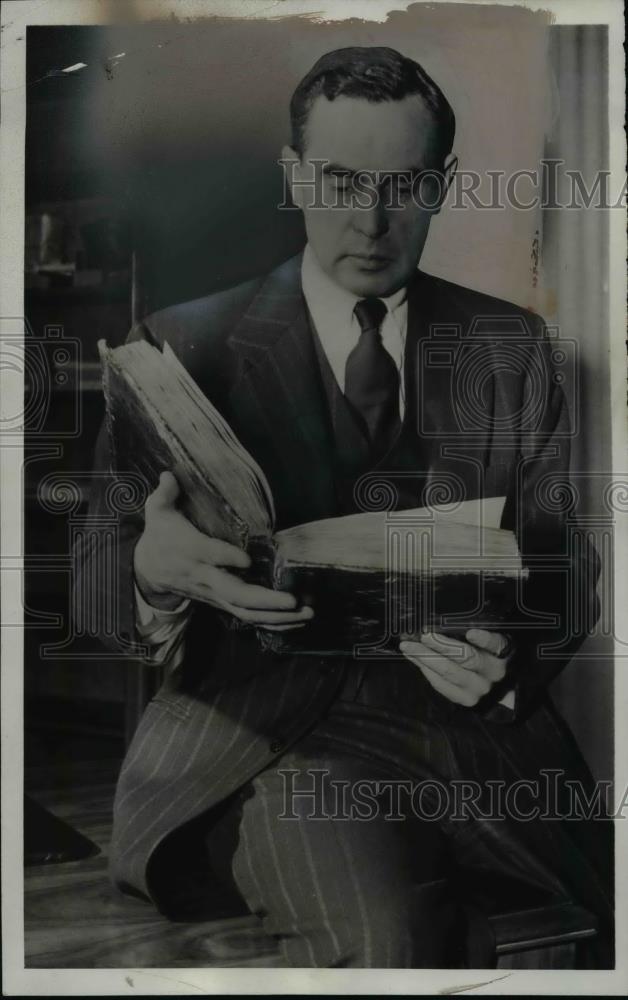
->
[[24, 759, 283, 968], [24, 759, 600, 969]]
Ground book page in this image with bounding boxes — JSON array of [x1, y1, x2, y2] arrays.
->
[[423, 495, 506, 529]]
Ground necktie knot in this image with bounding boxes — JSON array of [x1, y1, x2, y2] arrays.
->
[[354, 297, 387, 334]]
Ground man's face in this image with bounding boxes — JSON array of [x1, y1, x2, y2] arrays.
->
[[284, 94, 454, 297]]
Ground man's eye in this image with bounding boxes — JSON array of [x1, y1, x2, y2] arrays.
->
[[381, 178, 413, 204]]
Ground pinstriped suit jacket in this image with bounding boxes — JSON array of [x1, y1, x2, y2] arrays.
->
[[77, 253, 599, 904]]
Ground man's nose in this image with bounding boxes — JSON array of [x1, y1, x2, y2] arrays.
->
[[351, 202, 390, 239]]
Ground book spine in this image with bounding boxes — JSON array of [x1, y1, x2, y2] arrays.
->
[[99, 342, 116, 471]]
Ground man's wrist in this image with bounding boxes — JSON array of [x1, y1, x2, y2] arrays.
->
[[135, 576, 184, 611], [132, 559, 183, 613], [134, 580, 190, 622]]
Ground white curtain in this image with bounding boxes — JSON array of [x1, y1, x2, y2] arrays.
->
[[541, 26, 613, 782]]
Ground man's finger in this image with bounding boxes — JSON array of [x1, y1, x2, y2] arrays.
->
[[420, 631, 507, 684], [259, 622, 309, 632], [198, 537, 251, 570], [178, 580, 314, 627], [147, 470, 180, 511], [465, 629, 511, 658], [400, 640, 491, 698], [400, 640, 472, 685], [206, 570, 300, 610], [413, 660, 478, 707], [419, 631, 478, 665], [223, 603, 315, 626]]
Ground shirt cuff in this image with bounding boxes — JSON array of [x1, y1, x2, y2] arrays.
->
[[498, 688, 516, 711], [133, 582, 192, 668]]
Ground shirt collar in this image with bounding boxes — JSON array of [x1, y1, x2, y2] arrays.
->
[[301, 243, 407, 321]]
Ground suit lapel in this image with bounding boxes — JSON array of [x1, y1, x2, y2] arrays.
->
[[226, 255, 336, 528], [406, 271, 495, 503]]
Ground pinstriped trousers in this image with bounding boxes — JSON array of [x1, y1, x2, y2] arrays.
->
[[207, 747, 462, 967], [184, 659, 614, 969]]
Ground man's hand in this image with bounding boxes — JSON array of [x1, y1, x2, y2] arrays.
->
[[133, 471, 314, 631], [399, 629, 511, 707]]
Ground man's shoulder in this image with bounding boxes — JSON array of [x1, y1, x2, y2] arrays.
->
[[137, 254, 302, 364], [422, 271, 545, 336], [139, 273, 266, 351]]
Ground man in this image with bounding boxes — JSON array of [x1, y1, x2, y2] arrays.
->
[[78, 47, 612, 967]]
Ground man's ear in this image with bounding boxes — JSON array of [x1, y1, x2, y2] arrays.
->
[[280, 144, 304, 209], [430, 152, 458, 215], [443, 152, 458, 189], [440, 152, 458, 203]]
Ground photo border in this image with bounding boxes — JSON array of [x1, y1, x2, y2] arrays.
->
[[2, 1, 626, 994]]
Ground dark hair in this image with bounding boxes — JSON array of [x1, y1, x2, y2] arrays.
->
[[290, 46, 455, 165]]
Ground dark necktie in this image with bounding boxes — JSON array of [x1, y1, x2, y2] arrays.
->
[[344, 297, 401, 459]]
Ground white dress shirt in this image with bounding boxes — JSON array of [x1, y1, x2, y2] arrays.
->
[[301, 243, 408, 416], [133, 246, 515, 710]]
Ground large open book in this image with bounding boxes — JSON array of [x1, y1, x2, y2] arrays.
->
[[98, 338, 527, 655]]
